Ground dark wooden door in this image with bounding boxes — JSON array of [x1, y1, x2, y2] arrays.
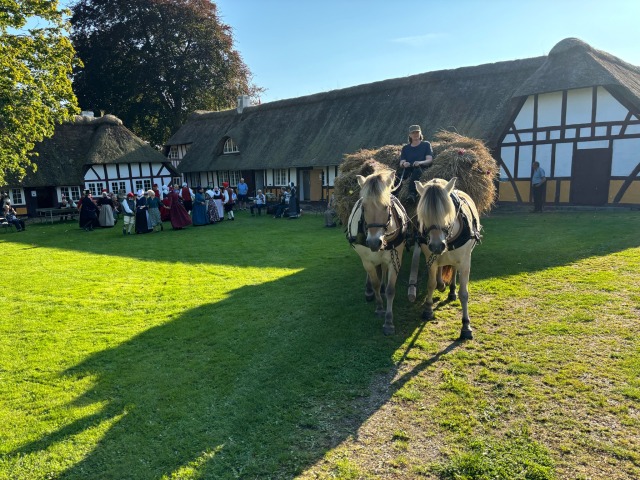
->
[[570, 148, 611, 205]]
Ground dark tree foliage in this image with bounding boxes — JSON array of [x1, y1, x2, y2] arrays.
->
[[71, 0, 261, 145]]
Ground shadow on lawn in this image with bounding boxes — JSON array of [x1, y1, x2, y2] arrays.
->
[[7, 212, 640, 281], [9, 262, 460, 479]]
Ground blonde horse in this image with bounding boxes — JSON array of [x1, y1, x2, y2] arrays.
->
[[347, 170, 409, 335], [415, 178, 482, 340]]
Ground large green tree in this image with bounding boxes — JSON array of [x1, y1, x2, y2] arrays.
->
[[0, 0, 78, 185], [71, 0, 261, 146]]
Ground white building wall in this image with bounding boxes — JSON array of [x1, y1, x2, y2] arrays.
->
[[612, 138, 640, 176], [106, 164, 119, 178], [535, 144, 552, 176], [595, 87, 628, 122], [500, 146, 516, 180], [537, 91, 563, 128], [565, 88, 593, 125], [554, 143, 574, 177], [514, 96, 534, 130], [517, 145, 533, 178]]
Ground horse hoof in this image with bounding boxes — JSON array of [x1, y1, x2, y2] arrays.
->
[[375, 309, 385, 318], [459, 329, 473, 341], [448, 293, 457, 302], [383, 324, 395, 335], [422, 310, 434, 321], [437, 282, 446, 293], [365, 293, 375, 302], [408, 291, 416, 303]]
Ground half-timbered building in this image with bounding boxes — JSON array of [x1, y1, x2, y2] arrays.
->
[[166, 38, 638, 207], [4, 114, 179, 216]]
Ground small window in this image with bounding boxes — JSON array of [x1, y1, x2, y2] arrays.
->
[[10, 188, 24, 204], [168, 145, 179, 159], [61, 186, 82, 202], [87, 182, 104, 197], [223, 138, 239, 154], [273, 169, 288, 186], [111, 181, 127, 195]]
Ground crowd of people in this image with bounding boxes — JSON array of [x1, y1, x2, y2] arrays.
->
[[73, 179, 309, 234]]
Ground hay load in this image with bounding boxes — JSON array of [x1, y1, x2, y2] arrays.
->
[[334, 131, 499, 225]]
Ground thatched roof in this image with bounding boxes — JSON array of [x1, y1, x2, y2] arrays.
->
[[22, 115, 176, 187], [514, 38, 640, 111], [169, 38, 640, 174]]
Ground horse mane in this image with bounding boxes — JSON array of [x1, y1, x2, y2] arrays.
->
[[417, 179, 456, 231], [360, 169, 394, 208]]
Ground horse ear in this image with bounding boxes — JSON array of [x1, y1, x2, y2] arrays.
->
[[445, 177, 457, 193], [356, 175, 366, 187], [415, 181, 426, 196]]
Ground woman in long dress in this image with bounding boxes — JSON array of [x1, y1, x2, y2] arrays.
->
[[191, 186, 209, 226], [79, 190, 99, 231], [146, 189, 163, 232], [211, 186, 225, 221], [135, 190, 153, 234], [167, 185, 192, 230], [206, 187, 220, 224], [97, 192, 115, 227]]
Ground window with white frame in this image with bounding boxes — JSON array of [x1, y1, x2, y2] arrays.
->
[[219, 171, 229, 185], [134, 180, 143, 193], [10, 188, 24, 204], [223, 138, 239, 154], [134, 179, 152, 193], [273, 169, 288, 186], [111, 181, 127, 195], [60, 186, 81, 202], [168, 145, 179, 159], [172, 176, 182, 186], [87, 182, 104, 197], [229, 170, 241, 186]]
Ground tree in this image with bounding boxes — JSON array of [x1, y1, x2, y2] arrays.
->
[[0, 0, 78, 185], [71, 0, 262, 146]]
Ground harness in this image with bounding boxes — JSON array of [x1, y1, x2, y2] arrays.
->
[[347, 195, 409, 251], [417, 191, 482, 251]]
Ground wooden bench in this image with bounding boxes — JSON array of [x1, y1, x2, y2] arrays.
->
[[36, 207, 77, 223]]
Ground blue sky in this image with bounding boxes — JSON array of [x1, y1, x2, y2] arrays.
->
[[215, 0, 640, 103]]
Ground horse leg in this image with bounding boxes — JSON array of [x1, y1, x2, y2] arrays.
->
[[448, 267, 457, 302], [458, 264, 473, 340], [422, 263, 437, 321], [383, 248, 404, 335], [365, 274, 375, 302], [436, 267, 446, 293], [407, 244, 421, 302], [363, 265, 384, 317]]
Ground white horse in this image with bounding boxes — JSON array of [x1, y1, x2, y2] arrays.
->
[[347, 170, 409, 335], [414, 177, 482, 340]]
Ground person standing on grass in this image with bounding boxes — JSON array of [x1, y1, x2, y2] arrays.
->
[[531, 161, 547, 213], [398, 124, 433, 202], [288, 181, 299, 219], [121, 192, 136, 235], [237, 178, 249, 211], [222, 182, 235, 221], [192, 186, 209, 226], [206, 187, 220, 224], [147, 190, 163, 232], [79, 189, 99, 231], [135, 190, 153, 234], [97, 191, 115, 228], [166, 185, 192, 230], [179, 182, 194, 215], [211, 185, 225, 221]]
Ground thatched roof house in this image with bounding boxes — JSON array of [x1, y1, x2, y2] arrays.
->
[[5, 114, 178, 215], [166, 38, 639, 206]]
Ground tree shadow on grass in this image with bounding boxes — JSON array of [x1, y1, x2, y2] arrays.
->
[[7, 263, 457, 479], [6, 212, 640, 280]]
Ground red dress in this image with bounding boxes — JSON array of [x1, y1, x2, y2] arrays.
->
[[161, 197, 171, 222], [168, 190, 192, 229]]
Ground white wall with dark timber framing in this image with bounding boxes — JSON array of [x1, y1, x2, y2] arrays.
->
[[498, 86, 640, 205], [82, 162, 175, 196]]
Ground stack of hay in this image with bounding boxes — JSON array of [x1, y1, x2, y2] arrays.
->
[[333, 131, 499, 225]]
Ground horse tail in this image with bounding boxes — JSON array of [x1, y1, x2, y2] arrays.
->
[[441, 265, 454, 285]]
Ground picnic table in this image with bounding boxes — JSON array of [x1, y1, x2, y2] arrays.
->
[[36, 207, 77, 223]]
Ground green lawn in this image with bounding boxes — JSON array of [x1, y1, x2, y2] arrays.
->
[[1, 210, 638, 479]]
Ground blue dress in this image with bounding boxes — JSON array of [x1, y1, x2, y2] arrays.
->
[[192, 192, 208, 226]]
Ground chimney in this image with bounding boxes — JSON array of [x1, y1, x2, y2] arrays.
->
[[236, 95, 251, 114]]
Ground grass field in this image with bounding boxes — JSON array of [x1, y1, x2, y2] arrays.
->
[[1, 209, 638, 479]]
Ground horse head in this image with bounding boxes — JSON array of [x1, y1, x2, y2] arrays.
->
[[415, 177, 457, 255], [356, 170, 395, 252]]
